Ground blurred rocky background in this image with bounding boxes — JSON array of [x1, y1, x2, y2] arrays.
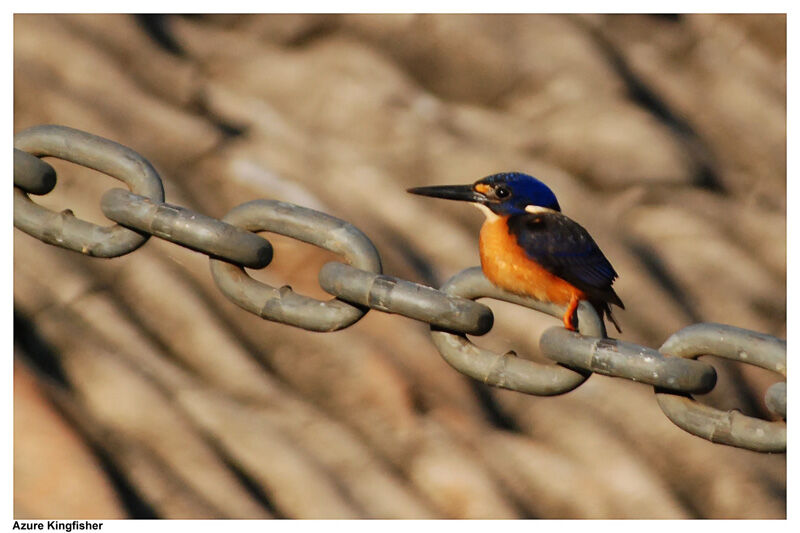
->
[[13, 14, 785, 519]]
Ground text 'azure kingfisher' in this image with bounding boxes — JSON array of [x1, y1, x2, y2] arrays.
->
[[408, 172, 624, 332]]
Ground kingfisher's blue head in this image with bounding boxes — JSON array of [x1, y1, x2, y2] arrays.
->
[[407, 172, 561, 216]]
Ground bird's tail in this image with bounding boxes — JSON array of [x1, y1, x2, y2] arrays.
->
[[605, 305, 622, 334], [592, 299, 623, 334]]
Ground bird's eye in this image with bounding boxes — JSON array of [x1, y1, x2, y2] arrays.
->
[[495, 186, 511, 199]]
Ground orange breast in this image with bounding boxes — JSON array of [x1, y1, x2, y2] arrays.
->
[[479, 217, 584, 305]]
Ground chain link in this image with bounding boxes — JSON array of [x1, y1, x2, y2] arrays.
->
[[654, 323, 786, 452], [429, 266, 597, 396], [14, 148, 56, 195], [14, 125, 164, 257], [13, 125, 787, 453], [540, 328, 717, 393], [319, 262, 494, 335], [765, 382, 786, 420], [101, 188, 273, 269], [209, 199, 382, 332]]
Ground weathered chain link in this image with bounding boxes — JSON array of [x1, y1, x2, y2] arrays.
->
[[655, 323, 786, 452], [14, 148, 56, 195], [13, 125, 786, 453], [14, 125, 165, 257], [319, 262, 494, 335], [209, 199, 382, 332], [101, 188, 273, 269], [430, 267, 598, 396]]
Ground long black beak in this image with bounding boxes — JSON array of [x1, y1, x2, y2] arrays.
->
[[407, 184, 486, 203]]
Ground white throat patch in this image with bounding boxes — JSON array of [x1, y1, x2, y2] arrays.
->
[[472, 203, 500, 221]]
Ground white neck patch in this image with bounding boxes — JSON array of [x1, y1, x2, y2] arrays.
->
[[524, 205, 558, 215]]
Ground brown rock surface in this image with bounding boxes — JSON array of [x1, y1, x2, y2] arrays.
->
[[14, 14, 785, 518]]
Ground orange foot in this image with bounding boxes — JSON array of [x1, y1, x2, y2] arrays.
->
[[563, 294, 580, 331]]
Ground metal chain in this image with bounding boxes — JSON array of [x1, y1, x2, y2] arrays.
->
[[13, 125, 787, 453]]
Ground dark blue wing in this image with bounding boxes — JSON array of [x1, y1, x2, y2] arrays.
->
[[507, 212, 621, 305]]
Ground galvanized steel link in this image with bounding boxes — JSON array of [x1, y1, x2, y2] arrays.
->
[[765, 382, 786, 420], [101, 188, 273, 269], [540, 328, 717, 394], [319, 262, 494, 335], [655, 323, 786, 453], [14, 125, 165, 258], [14, 148, 56, 195], [427, 267, 602, 396], [209, 199, 382, 332]]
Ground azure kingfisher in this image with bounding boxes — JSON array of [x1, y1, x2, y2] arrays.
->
[[408, 172, 624, 333]]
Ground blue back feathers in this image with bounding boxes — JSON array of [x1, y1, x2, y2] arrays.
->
[[506, 210, 622, 306]]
